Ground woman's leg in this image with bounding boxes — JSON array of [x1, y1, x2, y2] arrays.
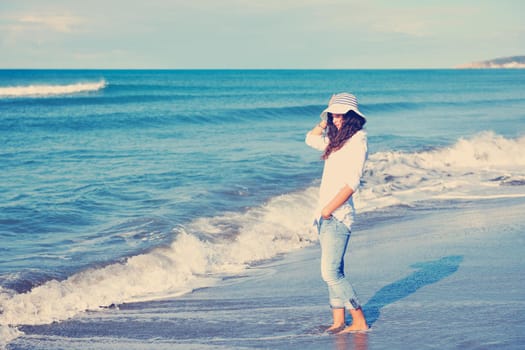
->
[[326, 307, 346, 333], [340, 308, 368, 333], [318, 217, 368, 331]]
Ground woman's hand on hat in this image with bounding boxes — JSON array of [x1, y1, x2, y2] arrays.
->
[[310, 120, 327, 135]]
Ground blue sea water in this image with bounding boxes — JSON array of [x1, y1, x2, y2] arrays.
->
[[1, 69, 525, 341]]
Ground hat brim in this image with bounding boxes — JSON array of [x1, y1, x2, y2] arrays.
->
[[320, 103, 366, 120]]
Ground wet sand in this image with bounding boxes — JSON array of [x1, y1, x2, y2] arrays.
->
[[9, 197, 525, 350]]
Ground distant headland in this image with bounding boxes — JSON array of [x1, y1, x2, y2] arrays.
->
[[456, 55, 525, 69]]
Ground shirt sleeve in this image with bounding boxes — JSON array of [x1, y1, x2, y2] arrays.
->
[[305, 131, 328, 151], [342, 130, 368, 192]]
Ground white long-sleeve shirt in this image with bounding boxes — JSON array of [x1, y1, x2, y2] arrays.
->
[[305, 129, 368, 229]]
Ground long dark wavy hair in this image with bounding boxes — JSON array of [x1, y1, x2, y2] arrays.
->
[[322, 110, 366, 160]]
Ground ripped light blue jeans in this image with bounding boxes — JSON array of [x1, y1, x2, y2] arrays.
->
[[317, 216, 361, 310]]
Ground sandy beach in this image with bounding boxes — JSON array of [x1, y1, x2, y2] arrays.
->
[[6, 196, 524, 350]]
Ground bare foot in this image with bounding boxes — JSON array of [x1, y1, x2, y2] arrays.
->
[[339, 307, 368, 333], [337, 323, 369, 334], [325, 323, 345, 334]]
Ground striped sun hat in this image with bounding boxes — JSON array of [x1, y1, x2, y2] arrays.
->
[[320, 92, 366, 121]]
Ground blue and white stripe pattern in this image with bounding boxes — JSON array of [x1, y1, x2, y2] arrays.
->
[[321, 92, 366, 120], [329, 93, 358, 109]]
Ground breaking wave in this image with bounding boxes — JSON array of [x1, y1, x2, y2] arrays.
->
[[357, 131, 525, 210], [0, 80, 106, 98]]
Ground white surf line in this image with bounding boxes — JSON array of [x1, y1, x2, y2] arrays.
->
[[433, 193, 525, 200]]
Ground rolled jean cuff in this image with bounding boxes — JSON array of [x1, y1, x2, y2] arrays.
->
[[330, 306, 345, 310], [346, 298, 361, 310], [330, 299, 361, 310], [329, 298, 345, 309]]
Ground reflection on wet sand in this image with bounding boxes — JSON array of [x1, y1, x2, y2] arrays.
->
[[334, 331, 368, 350]]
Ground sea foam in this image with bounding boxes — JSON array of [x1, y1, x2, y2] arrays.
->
[[0, 80, 106, 97], [0, 187, 319, 339], [356, 131, 525, 211]]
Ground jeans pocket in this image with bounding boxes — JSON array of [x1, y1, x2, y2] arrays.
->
[[322, 216, 350, 237], [317, 216, 333, 234], [320, 216, 334, 225]]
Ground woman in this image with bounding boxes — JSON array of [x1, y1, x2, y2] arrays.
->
[[305, 92, 368, 334]]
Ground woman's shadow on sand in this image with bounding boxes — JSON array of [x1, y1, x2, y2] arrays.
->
[[363, 255, 463, 326]]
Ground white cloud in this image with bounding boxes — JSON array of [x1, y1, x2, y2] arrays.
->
[[0, 11, 86, 49], [17, 14, 83, 33]]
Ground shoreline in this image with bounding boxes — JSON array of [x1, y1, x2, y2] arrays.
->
[[6, 196, 525, 349]]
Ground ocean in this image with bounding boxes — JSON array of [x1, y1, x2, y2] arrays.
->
[[1, 69, 524, 349]]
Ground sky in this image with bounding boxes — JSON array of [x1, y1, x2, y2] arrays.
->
[[0, 0, 523, 69]]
